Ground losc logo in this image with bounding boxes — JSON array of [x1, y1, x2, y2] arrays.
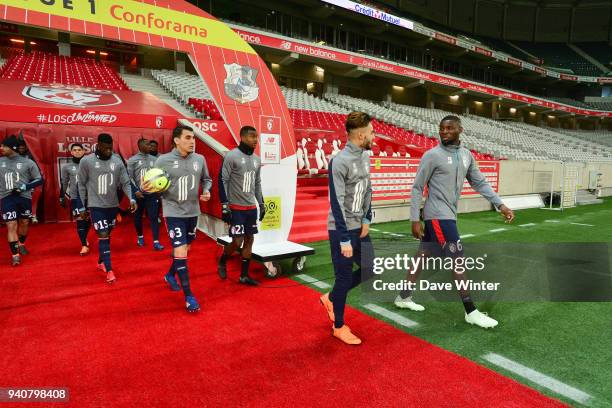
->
[[191, 121, 219, 133]]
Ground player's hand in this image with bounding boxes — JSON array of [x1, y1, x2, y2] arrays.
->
[[200, 191, 211, 202], [140, 177, 152, 193], [135, 191, 144, 199], [59, 197, 66, 208], [411, 221, 424, 240], [258, 203, 266, 222], [221, 203, 232, 224], [340, 242, 353, 258], [499, 204, 515, 223], [129, 200, 138, 213], [360, 223, 369, 238]]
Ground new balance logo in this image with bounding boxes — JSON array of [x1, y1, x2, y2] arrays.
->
[[97, 173, 113, 195], [243, 171, 255, 193]]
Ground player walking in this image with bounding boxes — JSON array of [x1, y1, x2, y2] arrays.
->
[[60, 143, 90, 255]]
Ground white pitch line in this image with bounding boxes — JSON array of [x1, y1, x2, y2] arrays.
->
[[489, 228, 507, 233], [519, 223, 536, 227], [363, 304, 419, 328], [389, 233, 404, 237], [461, 234, 476, 238], [545, 220, 561, 223], [294, 274, 331, 289], [369, 227, 380, 232], [570, 222, 594, 227], [482, 353, 592, 405]]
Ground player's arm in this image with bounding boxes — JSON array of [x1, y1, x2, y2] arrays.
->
[[329, 158, 351, 256], [199, 157, 212, 202], [466, 154, 514, 222], [16, 160, 43, 193], [119, 162, 137, 211], [360, 156, 373, 238], [255, 164, 266, 221], [126, 157, 140, 196], [77, 159, 89, 209], [218, 156, 232, 221], [410, 153, 435, 239], [59, 165, 69, 207]]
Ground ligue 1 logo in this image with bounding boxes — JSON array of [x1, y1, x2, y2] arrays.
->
[[23, 85, 122, 107]]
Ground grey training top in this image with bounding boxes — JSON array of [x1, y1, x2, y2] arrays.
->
[[0, 154, 43, 200], [327, 141, 373, 243], [60, 161, 80, 199], [78, 153, 132, 208], [155, 149, 212, 218], [127, 152, 157, 194], [219, 148, 263, 207], [410, 143, 503, 221]]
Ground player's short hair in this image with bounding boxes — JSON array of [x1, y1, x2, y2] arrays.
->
[[149, 140, 158, 145], [440, 115, 461, 126], [240, 126, 257, 137], [70, 143, 84, 150], [137, 138, 148, 148], [172, 125, 193, 141], [98, 133, 113, 144], [345, 111, 372, 134]]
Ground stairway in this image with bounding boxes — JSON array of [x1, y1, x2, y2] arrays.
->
[[120, 73, 195, 118], [289, 178, 330, 243], [575, 189, 603, 206]]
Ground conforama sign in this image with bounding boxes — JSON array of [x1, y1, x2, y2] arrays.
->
[[0, 0, 297, 242]]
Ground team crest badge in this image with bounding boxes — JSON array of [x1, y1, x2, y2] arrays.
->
[[193, 162, 199, 171], [110, 163, 116, 171], [266, 119, 273, 131], [23, 85, 122, 107], [16, 163, 22, 170], [224, 63, 259, 104]]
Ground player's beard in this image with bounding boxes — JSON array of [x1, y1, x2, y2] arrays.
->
[[363, 138, 373, 150]]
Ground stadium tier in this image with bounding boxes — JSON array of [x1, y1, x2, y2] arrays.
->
[[513, 42, 603, 76], [0, 51, 128, 90]]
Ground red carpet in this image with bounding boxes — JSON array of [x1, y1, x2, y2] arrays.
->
[[0, 222, 565, 407]]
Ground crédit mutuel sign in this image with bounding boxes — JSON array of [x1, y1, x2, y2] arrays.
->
[[321, 0, 414, 30]]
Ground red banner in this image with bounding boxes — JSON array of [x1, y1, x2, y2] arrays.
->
[[474, 47, 492, 57], [434, 32, 456, 45], [507, 58, 522, 67], [234, 27, 612, 117], [369, 158, 499, 202], [0, 79, 180, 128], [560, 74, 578, 82]]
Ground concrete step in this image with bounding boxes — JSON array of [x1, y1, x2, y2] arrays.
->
[[120, 73, 194, 118]]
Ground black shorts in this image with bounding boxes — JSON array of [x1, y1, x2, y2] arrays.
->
[[229, 208, 258, 237], [1, 195, 32, 221], [420, 219, 464, 258], [166, 216, 198, 248], [90, 207, 118, 234]]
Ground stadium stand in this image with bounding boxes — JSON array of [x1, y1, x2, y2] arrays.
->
[[557, 129, 612, 148], [383, 101, 612, 162], [150, 69, 217, 118], [575, 42, 612, 72], [585, 101, 612, 111], [513, 42, 602, 76], [548, 97, 593, 109], [0, 51, 129, 90]]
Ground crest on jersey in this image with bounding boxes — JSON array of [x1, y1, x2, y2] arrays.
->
[[224, 63, 259, 104], [95, 161, 100, 168], [447, 157, 453, 164], [241, 158, 246, 164], [110, 163, 116, 171], [16, 163, 22, 170], [193, 162, 199, 171], [138, 161, 142, 166], [23, 85, 122, 107]]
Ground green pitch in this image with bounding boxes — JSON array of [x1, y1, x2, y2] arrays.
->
[[293, 198, 612, 407]]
